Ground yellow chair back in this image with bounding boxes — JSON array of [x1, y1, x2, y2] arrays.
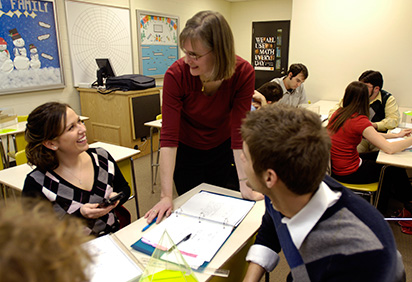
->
[[17, 115, 28, 122], [15, 150, 27, 165]]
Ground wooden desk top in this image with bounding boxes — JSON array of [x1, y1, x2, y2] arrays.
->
[[144, 119, 162, 129], [0, 121, 26, 137], [91, 141, 140, 162], [78, 87, 161, 97], [114, 183, 265, 282], [0, 141, 140, 192], [311, 99, 339, 116], [377, 149, 412, 169]]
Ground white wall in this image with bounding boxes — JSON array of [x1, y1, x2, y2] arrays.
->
[[289, 0, 412, 107], [11, 0, 408, 116]]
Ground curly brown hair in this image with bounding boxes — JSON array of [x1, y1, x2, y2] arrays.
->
[[25, 102, 69, 172], [0, 198, 91, 282]]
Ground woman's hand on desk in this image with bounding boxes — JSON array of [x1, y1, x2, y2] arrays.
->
[[240, 182, 264, 201], [144, 196, 173, 224], [397, 129, 412, 138]]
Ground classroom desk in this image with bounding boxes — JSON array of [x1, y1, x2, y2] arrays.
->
[[0, 141, 141, 215], [114, 183, 265, 282], [0, 116, 89, 168], [310, 100, 339, 116], [0, 121, 26, 168], [377, 149, 412, 169], [144, 119, 162, 193]]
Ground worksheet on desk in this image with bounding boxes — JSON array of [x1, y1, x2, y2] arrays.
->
[[142, 214, 232, 269], [83, 234, 142, 282], [387, 137, 412, 150]]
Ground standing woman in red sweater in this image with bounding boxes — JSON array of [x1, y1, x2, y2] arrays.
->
[[145, 11, 263, 223]]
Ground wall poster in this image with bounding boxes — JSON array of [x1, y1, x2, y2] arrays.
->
[[253, 33, 280, 72], [0, 0, 64, 95], [251, 21, 290, 88], [137, 10, 179, 77]]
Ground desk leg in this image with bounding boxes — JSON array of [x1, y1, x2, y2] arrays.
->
[[154, 129, 160, 186], [0, 137, 9, 168], [149, 127, 155, 193], [130, 157, 140, 218]]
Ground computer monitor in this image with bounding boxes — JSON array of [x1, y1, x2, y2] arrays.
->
[[96, 58, 115, 86]]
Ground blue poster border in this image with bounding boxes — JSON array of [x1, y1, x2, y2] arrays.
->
[[137, 10, 179, 78], [0, 0, 64, 95]]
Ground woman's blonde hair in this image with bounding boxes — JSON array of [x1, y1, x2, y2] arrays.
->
[[180, 10, 236, 81]]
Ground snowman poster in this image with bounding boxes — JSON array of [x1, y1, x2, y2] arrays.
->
[[0, 0, 64, 94]]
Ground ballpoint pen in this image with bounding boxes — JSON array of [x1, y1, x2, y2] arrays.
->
[[168, 233, 192, 252], [142, 216, 158, 232], [176, 233, 192, 246]]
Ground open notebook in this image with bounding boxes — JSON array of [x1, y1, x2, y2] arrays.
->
[[135, 190, 255, 269]]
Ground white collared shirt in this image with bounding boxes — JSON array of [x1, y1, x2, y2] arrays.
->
[[280, 181, 341, 249], [245, 181, 341, 272]]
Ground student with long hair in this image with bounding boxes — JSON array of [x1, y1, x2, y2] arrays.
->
[[328, 81, 412, 213], [23, 102, 130, 236]]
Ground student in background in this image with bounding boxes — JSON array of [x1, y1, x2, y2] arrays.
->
[[22, 102, 130, 237], [270, 63, 308, 107], [241, 104, 405, 281], [145, 11, 263, 224], [0, 199, 91, 282], [328, 70, 400, 153], [328, 81, 412, 214], [251, 81, 283, 110]]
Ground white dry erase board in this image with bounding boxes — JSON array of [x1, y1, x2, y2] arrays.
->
[[65, 0, 133, 86]]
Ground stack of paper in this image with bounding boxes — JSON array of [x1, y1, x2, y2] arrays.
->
[[83, 234, 143, 282], [138, 191, 255, 269]]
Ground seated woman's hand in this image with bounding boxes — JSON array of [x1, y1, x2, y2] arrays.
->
[[144, 196, 173, 224], [398, 129, 412, 138], [80, 192, 120, 219]]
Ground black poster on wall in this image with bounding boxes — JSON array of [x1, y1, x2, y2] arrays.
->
[[252, 21, 290, 89]]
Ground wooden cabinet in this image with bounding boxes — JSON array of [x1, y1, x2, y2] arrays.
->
[[78, 87, 161, 158]]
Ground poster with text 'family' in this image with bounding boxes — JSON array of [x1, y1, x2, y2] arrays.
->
[[137, 10, 179, 77], [0, 0, 64, 95]]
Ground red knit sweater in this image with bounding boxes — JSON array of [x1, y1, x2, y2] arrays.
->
[[161, 56, 254, 150]]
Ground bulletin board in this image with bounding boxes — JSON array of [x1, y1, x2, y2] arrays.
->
[[137, 10, 179, 77], [0, 0, 64, 95], [65, 0, 133, 87]]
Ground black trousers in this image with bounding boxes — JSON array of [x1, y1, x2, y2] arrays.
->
[[332, 151, 412, 213], [173, 139, 239, 196]]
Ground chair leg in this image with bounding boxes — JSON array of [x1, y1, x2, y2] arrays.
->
[[374, 165, 388, 208]]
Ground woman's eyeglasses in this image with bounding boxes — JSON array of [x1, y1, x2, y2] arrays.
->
[[182, 49, 212, 61]]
